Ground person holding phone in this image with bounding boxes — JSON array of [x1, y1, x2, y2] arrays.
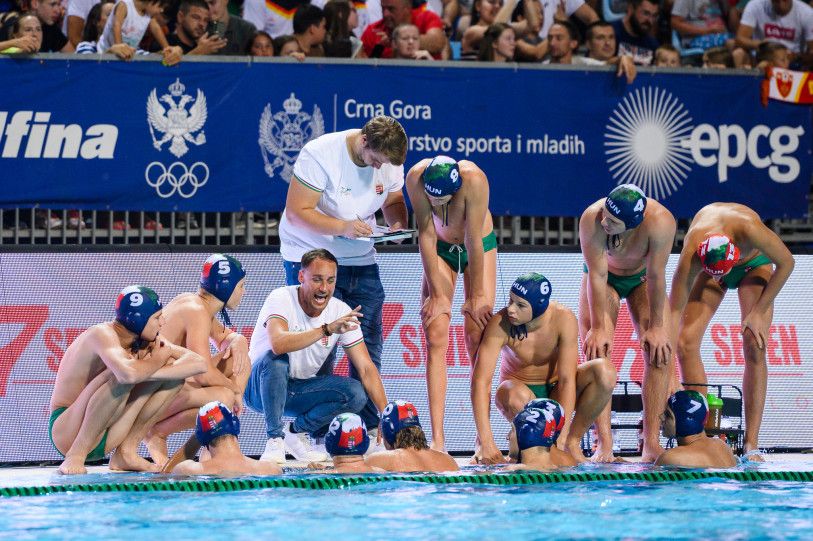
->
[[205, 0, 257, 55]]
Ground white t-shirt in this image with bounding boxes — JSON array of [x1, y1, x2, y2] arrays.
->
[[354, 0, 382, 38], [97, 0, 151, 52], [279, 129, 405, 266], [249, 285, 365, 379], [540, 0, 584, 39], [243, 0, 327, 37], [741, 0, 813, 53], [62, 0, 99, 35]]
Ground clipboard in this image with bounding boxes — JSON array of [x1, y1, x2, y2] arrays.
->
[[357, 226, 417, 243]]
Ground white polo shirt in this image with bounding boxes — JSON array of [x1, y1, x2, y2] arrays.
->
[[249, 285, 364, 379], [540, 0, 584, 39], [278, 129, 405, 266]]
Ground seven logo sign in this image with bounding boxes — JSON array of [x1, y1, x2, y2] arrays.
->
[[145, 79, 210, 199], [258, 93, 325, 182]]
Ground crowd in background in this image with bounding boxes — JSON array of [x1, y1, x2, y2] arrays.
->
[[0, 0, 811, 69]]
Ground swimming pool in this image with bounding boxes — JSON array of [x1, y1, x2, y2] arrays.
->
[[1, 460, 812, 540]]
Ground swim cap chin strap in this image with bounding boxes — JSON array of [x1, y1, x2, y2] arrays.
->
[[509, 273, 552, 340]]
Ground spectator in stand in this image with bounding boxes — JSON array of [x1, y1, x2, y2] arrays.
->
[[460, 0, 540, 60], [361, 0, 446, 58], [539, 0, 598, 40], [735, 0, 813, 58], [351, 0, 382, 39], [510, 0, 547, 62], [274, 32, 306, 59], [247, 28, 273, 54], [98, 0, 182, 63], [545, 18, 578, 63], [456, 0, 501, 43], [671, 0, 749, 66], [653, 42, 680, 65], [0, 0, 74, 51], [612, 0, 660, 65], [76, 1, 136, 57], [323, 0, 363, 58], [292, 3, 326, 56], [476, 21, 514, 60], [205, 0, 256, 55], [64, 0, 102, 47], [0, 11, 41, 52], [573, 21, 638, 83], [392, 21, 433, 58], [167, 0, 222, 54], [755, 40, 789, 68], [702, 43, 734, 66], [242, 0, 309, 37]]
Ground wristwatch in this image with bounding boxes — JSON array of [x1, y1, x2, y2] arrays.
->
[[322, 323, 332, 337]]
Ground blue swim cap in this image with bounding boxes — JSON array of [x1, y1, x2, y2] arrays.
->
[[115, 285, 162, 337], [605, 184, 647, 230], [514, 399, 565, 451], [668, 390, 708, 438], [509, 273, 552, 339], [201, 254, 246, 326], [195, 401, 240, 447], [326, 413, 369, 456], [423, 156, 461, 198], [380, 400, 421, 445]]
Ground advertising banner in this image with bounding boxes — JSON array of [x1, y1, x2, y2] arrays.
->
[[0, 249, 810, 461], [1, 58, 810, 218]]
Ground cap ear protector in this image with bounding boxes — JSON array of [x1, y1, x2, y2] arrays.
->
[[380, 400, 421, 445]]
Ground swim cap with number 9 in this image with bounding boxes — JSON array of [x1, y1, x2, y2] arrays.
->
[[115, 285, 162, 336]]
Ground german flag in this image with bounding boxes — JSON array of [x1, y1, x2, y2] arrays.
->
[[264, 0, 301, 19]]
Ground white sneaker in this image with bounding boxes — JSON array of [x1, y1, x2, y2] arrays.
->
[[283, 423, 328, 462], [365, 428, 386, 455], [260, 437, 286, 464]]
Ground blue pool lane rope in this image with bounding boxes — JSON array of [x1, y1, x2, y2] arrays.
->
[[1, 470, 812, 497]]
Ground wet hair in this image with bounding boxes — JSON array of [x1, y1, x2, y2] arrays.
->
[[704, 46, 734, 68], [301, 249, 338, 269], [293, 3, 325, 35], [394, 425, 429, 450], [360, 116, 408, 166], [756, 41, 788, 64], [477, 22, 513, 61], [585, 20, 613, 42], [81, 0, 113, 43]]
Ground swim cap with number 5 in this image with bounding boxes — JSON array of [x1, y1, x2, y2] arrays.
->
[[200, 253, 246, 303]]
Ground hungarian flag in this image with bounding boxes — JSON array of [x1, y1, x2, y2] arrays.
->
[[762, 67, 813, 106]]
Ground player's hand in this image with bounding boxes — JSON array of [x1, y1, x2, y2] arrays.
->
[[421, 295, 452, 327], [225, 334, 250, 376], [590, 445, 616, 463], [742, 310, 768, 350], [462, 294, 493, 330], [475, 441, 506, 465], [232, 393, 243, 415], [583, 328, 611, 361], [640, 326, 672, 367], [329, 306, 363, 334], [341, 218, 373, 239]]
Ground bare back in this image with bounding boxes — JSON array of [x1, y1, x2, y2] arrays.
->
[[581, 197, 675, 275], [50, 323, 131, 410], [159, 293, 214, 350], [367, 448, 459, 472], [498, 303, 576, 385], [655, 437, 737, 468], [685, 203, 766, 262]]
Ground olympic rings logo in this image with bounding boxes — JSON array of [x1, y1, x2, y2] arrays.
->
[[145, 161, 210, 198]]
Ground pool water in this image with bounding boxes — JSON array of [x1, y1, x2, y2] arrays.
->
[[1, 463, 812, 541]]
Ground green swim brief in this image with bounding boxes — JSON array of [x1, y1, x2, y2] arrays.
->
[[437, 231, 497, 274], [720, 254, 773, 290], [49, 407, 108, 462], [583, 264, 647, 300], [527, 382, 558, 399]]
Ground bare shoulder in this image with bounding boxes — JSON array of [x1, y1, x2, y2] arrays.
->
[[550, 302, 578, 331], [579, 200, 605, 238], [406, 158, 433, 184], [85, 322, 124, 349], [172, 460, 205, 475], [644, 200, 677, 230]]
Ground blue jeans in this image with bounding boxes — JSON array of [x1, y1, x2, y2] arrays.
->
[[244, 351, 378, 438], [283, 260, 384, 425]]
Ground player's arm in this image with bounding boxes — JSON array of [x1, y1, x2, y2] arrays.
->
[[554, 311, 579, 447], [171, 460, 205, 475], [579, 206, 611, 359], [286, 174, 370, 237], [642, 211, 677, 365], [184, 311, 241, 393], [346, 341, 388, 413], [381, 189, 408, 230], [209, 318, 249, 376], [148, 339, 209, 381], [462, 165, 492, 329], [740, 220, 794, 348], [668, 232, 703, 346], [471, 314, 509, 463]]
